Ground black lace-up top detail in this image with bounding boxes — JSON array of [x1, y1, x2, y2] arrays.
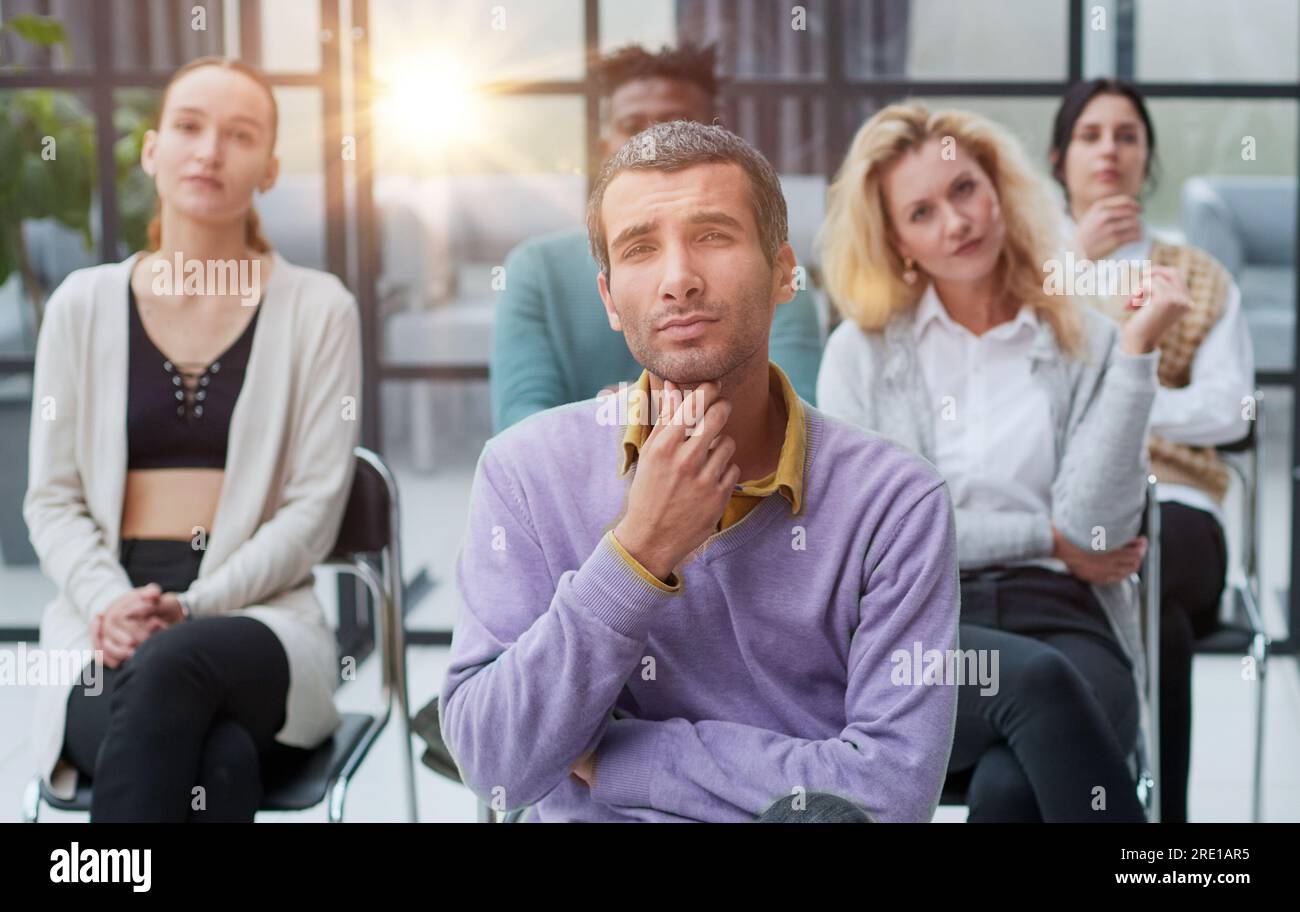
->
[[126, 282, 260, 470]]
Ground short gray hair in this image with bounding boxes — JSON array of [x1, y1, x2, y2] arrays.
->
[[586, 120, 789, 278]]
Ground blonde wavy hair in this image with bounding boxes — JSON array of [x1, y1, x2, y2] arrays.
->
[[818, 102, 1084, 358]]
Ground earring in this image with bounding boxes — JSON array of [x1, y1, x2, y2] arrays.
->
[[902, 257, 918, 286]]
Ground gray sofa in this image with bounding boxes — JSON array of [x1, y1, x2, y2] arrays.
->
[[1181, 176, 1298, 376]]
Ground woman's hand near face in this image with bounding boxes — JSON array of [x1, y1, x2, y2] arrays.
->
[[1074, 194, 1143, 260], [92, 583, 170, 668], [1118, 265, 1192, 355]]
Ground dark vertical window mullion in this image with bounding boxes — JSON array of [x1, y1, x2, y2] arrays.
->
[[1068, 0, 1083, 82], [351, 0, 380, 452], [239, 0, 261, 65], [823, 0, 846, 176], [321, 0, 347, 281], [584, 0, 600, 194], [38, 0, 53, 69], [1116, 0, 1135, 80], [168, 0, 184, 69], [91, 0, 119, 262], [335, 0, 377, 665], [214, 0, 227, 56], [138, 0, 154, 69]]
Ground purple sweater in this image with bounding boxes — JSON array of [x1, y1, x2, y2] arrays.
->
[[440, 397, 960, 822]]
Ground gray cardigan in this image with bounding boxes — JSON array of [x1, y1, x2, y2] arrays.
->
[[816, 304, 1159, 701]]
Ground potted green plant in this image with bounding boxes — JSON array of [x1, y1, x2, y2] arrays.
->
[[2, 15, 156, 567]]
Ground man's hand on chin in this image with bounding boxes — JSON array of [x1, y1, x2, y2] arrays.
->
[[570, 750, 597, 788]]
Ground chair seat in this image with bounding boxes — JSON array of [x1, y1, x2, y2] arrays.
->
[[261, 713, 376, 810], [939, 767, 974, 806], [38, 712, 377, 815], [39, 774, 94, 813], [1194, 625, 1256, 654]]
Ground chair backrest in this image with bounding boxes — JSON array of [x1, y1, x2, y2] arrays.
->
[[1138, 475, 1161, 653], [330, 448, 393, 559], [1218, 409, 1262, 589], [1217, 417, 1257, 454]]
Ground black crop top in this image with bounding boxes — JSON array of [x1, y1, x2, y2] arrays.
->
[[127, 283, 260, 470]]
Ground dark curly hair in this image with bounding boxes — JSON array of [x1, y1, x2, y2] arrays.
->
[[590, 42, 719, 99]]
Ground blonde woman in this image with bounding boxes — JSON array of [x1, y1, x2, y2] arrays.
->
[[26, 57, 361, 821], [816, 104, 1188, 821]]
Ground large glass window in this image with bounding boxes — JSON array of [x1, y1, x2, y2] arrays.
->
[[3, 0, 1297, 650], [855, 0, 1068, 80], [1136, 0, 1299, 84]]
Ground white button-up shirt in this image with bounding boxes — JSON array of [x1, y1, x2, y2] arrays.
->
[[913, 285, 1067, 573]]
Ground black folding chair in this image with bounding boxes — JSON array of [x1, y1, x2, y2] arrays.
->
[[23, 446, 418, 823], [1194, 419, 1270, 822], [1133, 419, 1270, 823]]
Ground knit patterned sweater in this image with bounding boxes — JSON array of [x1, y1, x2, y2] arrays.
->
[[1091, 242, 1234, 502]]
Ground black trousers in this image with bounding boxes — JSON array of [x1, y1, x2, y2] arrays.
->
[[62, 539, 308, 822], [1159, 501, 1228, 823], [947, 567, 1146, 822]]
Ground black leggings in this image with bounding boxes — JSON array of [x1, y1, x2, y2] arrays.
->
[[1158, 502, 1228, 823], [62, 539, 306, 822], [947, 567, 1146, 822]]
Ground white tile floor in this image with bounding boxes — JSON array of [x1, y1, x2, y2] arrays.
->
[[2, 392, 1298, 822]]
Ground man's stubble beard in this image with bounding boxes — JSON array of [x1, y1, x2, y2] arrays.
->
[[614, 278, 772, 387]]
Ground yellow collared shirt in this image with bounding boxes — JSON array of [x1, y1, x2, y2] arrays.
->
[[608, 362, 806, 592]]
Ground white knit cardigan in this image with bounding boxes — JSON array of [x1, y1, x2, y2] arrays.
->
[[25, 252, 361, 800]]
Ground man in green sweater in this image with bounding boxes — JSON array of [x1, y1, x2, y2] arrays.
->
[[489, 43, 824, 432]]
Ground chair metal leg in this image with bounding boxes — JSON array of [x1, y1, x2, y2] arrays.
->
[[362, 445, 419, 823], [385, 596, 418, 823], [1136, 769, 1154, 818], [328, 777, 350, 823], [1251, 633, 1268, 823], [23, 778, 40, 823], [477, 799, 496, 823], [1142, 476, 1162, 823], [398, 699, 419, 823]]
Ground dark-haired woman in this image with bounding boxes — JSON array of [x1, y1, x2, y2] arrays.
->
[[27, 57, 361, 821], [1049, 78, 1255, 822]]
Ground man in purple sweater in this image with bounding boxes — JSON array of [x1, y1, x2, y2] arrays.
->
[[440, 121, 961, 822]]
